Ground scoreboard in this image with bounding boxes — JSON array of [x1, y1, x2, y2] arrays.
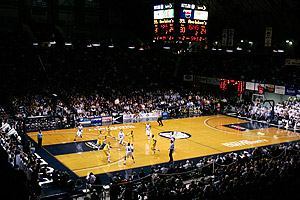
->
[[154, 3, 208, 42], [220, 79, 245, 95], [178, 3, 208, 42], [154, 3, 175, 41]]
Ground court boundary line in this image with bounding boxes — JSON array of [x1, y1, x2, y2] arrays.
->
[[74, 118, 220, 174], [27, 132, 99, 137], [27, 138, 80, 179], [186, 138, 225, 153], [31, 115, 300, 178], [204, 115, 300, 139], [73, 158, 125, 172]]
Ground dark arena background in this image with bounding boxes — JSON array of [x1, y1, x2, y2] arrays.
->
[[1, 0, 300, 199]]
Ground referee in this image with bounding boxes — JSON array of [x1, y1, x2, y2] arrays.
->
[[168, 140, 174, 162], [37, 130, 43, 149], [157, 113, 164, 126]]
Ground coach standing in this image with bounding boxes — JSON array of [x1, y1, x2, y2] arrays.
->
[[168, 140, 174, 162], [37, 130, 43, 149]]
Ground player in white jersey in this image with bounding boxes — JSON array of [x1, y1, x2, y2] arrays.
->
[[123, 143, 135, 165], [294, 119, 300, 130], [145, 122, 151, 140], [118, 129, 125, 151], [74, 123, 83, 141]]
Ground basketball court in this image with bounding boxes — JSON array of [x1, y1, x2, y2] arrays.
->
[[28, 115, 300, 178]]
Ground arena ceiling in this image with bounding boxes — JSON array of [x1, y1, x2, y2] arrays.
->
[[0, 0, 299, 51]]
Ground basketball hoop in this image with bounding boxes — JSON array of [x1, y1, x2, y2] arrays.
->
[[253, 101, 260, 106], [252, 93, 265, 106]]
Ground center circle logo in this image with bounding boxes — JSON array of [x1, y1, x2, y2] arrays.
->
[[158, 131, 191, 139]]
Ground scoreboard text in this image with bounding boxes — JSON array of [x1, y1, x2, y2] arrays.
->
[[154, 3, 208, 42], [154, 3, 175, 41]]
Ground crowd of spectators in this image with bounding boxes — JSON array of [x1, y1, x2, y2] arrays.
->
[[3, 107, 300, 200], [237, 98, 300, 130], [2, 11, 300, 200], [2, 24, 300, 200], [1, 118, 41, 199], [179, 53, 298, 86], [104, 143, 300, 200], [9, 89, 229, 131], [11, 90, 227, 117], [0, 115, 82, 199]]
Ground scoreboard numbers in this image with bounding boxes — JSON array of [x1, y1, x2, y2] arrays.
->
[[154, 3, 175, 41], [154, 3, 208, 42], [178, 3, 208, 42]]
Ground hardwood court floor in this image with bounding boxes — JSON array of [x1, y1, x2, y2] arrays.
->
[[28, 115, 300, 177]]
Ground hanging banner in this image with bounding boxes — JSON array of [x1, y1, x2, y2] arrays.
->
[[228, 29, 234, 46], [265, 27, 272, 47], [200, 76, 207, 83], [245, 82, 255, 90], [285, 59, 300, 66], [194, 76, 201, 82], [222, 29, 228, 46], [274, 85, 285, 94], [213, 78, 220, 86], [206, 77, 214, 85], [183, 75, 193, 81], [265, 84, 275, 92], [285, 87, 297, 96]]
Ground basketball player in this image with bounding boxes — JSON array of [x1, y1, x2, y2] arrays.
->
[[151, 134, 160, 154], [123, 143, 135, 165], [74, 123, 83, 141], [103, 142, 112, 163], [134, 112, 140, 122], [145, 122, 151, 140], [96, 130, 104, 149], [126, 130, 134, 144], [103, 125, 117, 142], [118, 129, 125, 151], [294, 119, 300, 130]]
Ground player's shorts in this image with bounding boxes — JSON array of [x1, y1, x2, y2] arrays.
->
[[128, 138, 132, 144], [97, 139, 103, 145], [76, 131, 82, 137], [125, 151, 133, 158], [151, 145, 155, 151], [146, 130, 151, 136], [119, 139, 124, 145], [104, 151, 110, 157]]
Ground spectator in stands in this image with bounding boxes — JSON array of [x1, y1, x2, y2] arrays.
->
[[86, 172, 96, 184], [139, 168, 146, 178]]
